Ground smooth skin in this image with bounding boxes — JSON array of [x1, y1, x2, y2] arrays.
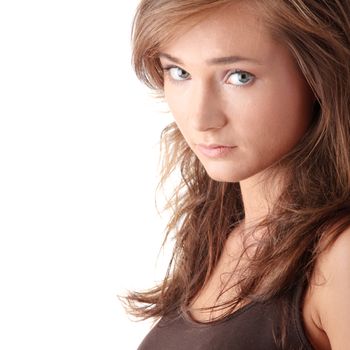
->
[[159, 2, 350, 349], [159, 3, 315, 224]]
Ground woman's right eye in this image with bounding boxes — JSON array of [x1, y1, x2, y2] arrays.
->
[[163, 66, 190, 81]]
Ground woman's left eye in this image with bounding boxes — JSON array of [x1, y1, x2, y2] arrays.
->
[[227, 70, 254, 86]]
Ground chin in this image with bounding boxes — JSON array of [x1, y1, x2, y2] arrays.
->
[[204, 166, 243, 183], [207, 174, 237, 182], [202, 161, 265, 183]]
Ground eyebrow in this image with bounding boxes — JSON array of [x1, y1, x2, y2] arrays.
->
[[158, 52, 262, 66]]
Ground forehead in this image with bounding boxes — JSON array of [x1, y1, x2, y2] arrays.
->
[[159, 2, 280, 65]]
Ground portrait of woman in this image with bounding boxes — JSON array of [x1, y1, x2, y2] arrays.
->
[[120, 0, 350, 349]]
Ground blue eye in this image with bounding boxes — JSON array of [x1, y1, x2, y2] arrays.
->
[[163, 66, 190, 81], [227, 70, 254, 86], [161, 65, 254, 86]]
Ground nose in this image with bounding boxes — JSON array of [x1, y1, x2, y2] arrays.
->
[[187, 81, 227, 131]]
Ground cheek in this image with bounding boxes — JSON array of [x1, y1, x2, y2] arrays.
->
[[165, 84, 182, 117], [234, 81, 313, 157], [165, 86, 191, 135]]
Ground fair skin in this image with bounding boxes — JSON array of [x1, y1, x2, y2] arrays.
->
[[159, 4, 314, 224], [158, 2, 350, 350]]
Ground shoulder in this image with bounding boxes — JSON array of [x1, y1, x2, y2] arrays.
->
[[311, 225, 350, 349]]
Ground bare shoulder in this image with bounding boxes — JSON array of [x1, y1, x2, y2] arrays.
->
[[310, 226, 350, 350]]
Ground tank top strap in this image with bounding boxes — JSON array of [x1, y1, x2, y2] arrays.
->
[[292, 278, 314, 349]]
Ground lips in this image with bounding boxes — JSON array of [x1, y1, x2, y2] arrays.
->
[[198, 144, 234, 149], [196, 144, 236, 158]]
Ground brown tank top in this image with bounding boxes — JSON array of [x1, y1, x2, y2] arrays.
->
[[137, 280, 314, 349]]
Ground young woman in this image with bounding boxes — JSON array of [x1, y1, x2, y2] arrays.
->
[[121, 0, 350, 349]]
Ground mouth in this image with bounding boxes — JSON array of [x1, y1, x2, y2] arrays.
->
[[198, 143, 235, 149], [196, 144, 236, 158]]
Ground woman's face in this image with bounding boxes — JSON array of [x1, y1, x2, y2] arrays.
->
[[159, 2, 315, 183]]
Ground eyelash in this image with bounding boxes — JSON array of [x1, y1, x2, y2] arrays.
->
[[161, 65, 255, 88]]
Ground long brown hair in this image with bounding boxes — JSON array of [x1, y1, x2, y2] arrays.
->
[[120, 0, 350, 347]]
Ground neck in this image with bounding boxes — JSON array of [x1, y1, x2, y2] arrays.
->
[[239, 169, 285, 231]]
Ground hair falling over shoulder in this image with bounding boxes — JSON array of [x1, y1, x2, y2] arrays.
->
[[119, 0, 350, 348]]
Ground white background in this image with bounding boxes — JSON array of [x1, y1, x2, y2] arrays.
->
[[0, 1, 174, 349]]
